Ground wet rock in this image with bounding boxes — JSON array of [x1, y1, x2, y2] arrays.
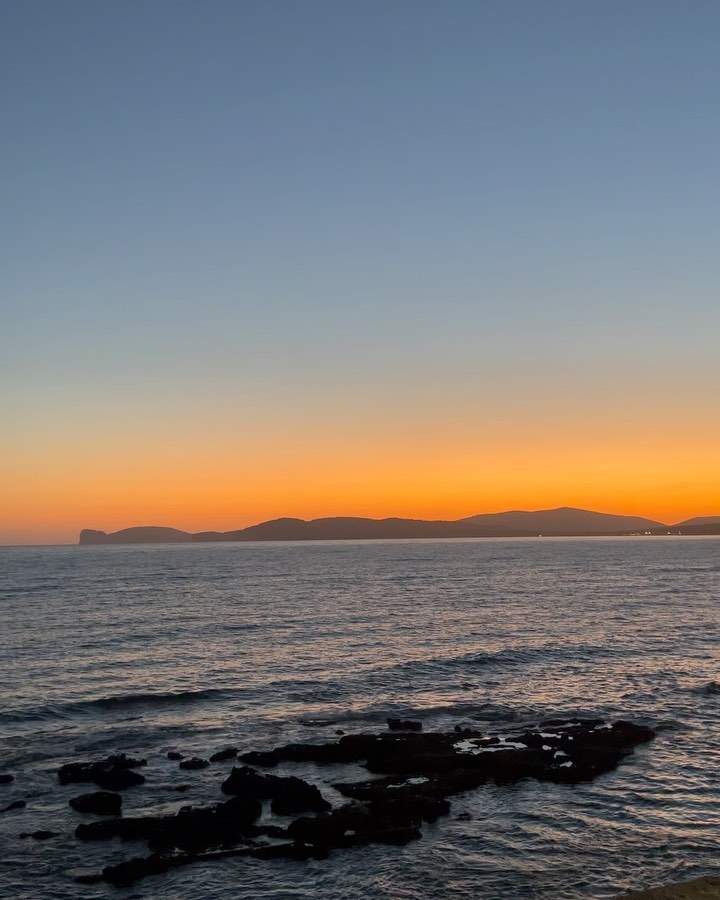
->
[[237, 749, 280, 767], [388, 718, 422, 732], [456, 812, 473, 821], [70, 791, 122, 816], [84, 841, 331, 886], [58, 754, 146, 790], [286, 803, 422, 849], [179, 757, 209, 771], [242, 731, 451, 772], [73, 872, 105, 885], [270, 777, 331, 816], [20, 830, 59, 840], [103, 854, 169, 886], [67, 716, 656, 887], [76, 795, 262, 852], [239, 719, 656, 798], [209, 747, 238, 762], [167, 751, 184, 761], [2, 800, 26, 812], [168, 784, 191, 792], [252, 842, 330, 861], [334, 778, 450, 824], [0, 774, 14, 785], [221, 766, 331, 815]]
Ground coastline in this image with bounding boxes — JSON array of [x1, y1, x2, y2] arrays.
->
[[617, 876, 720, 898]]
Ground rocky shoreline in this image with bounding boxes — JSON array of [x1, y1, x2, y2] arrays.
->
[[2, 716, 657, 888]]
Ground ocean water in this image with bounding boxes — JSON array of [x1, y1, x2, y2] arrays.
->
[[0, 537, 718, 899]]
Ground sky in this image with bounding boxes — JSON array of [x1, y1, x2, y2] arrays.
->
[[2, 0, 719, 544]]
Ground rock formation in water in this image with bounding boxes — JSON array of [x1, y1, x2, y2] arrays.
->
[[67, 717, 655, 886]]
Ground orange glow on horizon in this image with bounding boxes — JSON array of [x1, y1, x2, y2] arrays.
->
[[3, 413, 719, 543]]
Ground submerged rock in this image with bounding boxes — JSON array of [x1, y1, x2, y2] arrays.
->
[[70, 791, 122, 816], [2, 800, 26, 812], [178, 757, 209, 771], [387, 718, 422, 732], [0, 774, 15, 785], [209, 747, 238, 762], [167, 751, 184, 761], [58, 754, 146, 791], [20, 830, 58, 840], [76, 795, 262, 851], [103, 854, 169, 886], [83, 841, 331, 886], [286, 803, 423, 849]]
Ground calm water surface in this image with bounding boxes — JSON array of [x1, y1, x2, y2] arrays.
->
[[1, 538, 718, 898]]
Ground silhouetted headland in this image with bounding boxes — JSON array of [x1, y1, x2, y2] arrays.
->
[[79, 507, 720, 544]]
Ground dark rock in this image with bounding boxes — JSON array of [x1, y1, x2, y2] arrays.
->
[[2, 800, 26, 812], [0, 774, 14, 785], [209, 747, 238, 762], [20, 830, 58, 840], [456, 812, 473, 821], [388, 718, 422, 732], [58, 754, 146, 790], [167, 751, 184, 761], [286, 803, 422, 849], [221, 765, 272, 797], [271, 777, 331, 816], [76, 795, 262, 852], [221, 765, 331, 815], [237, 749, 280, 767], [74, 872, 105, 885], [70, 791, 122, 816], [179, 757, 209, 771], [335, 730, 345, 736], [334, 776, 450, 823], [168, 784, 191, 792], [239, 719, 656, 802], [103, 854, 169, 886], [65, 717, 656, 886], [84, 841, 331, 886], [251, 842, 330, 861], [252, 824, 289, 839]]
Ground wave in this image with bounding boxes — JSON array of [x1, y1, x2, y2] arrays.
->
[[373, 642, 628, 680], [0, 688, 237, 724], [84, 688, 232, 710], [299, 700, 534, 729]]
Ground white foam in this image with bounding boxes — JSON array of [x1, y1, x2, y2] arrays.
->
[[386, 776, 429, 789], [454, 740, 480, 753]]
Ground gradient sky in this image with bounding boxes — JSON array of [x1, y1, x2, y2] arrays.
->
[[2, 0, 719, 544]]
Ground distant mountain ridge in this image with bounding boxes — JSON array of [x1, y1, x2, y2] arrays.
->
[[78, 507, 720, 544]]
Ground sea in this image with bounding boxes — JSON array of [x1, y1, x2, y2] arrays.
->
[[1, 537, 718, 899]]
